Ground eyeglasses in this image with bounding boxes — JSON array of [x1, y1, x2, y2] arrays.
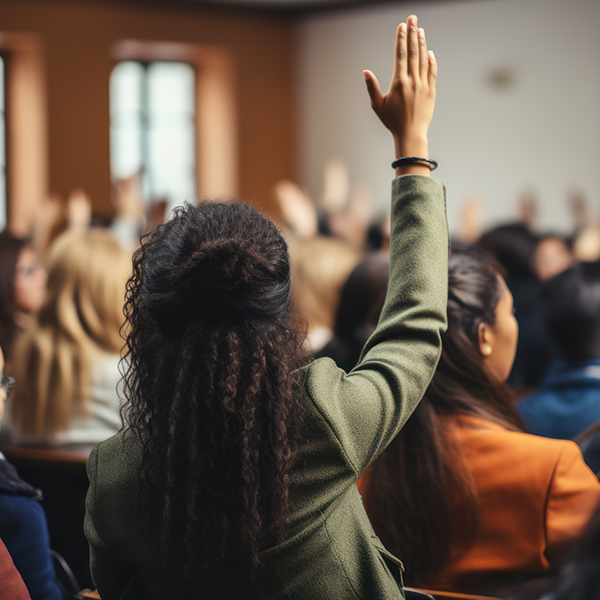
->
[[1, 375, 16, 398], [14, 263, 43, 279]]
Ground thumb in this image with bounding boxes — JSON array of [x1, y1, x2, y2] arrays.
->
[[363, 70, 384, 115]]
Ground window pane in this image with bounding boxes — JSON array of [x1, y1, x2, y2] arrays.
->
[[147, 62, 195, 115], [110, 61, 144, 180], [148, 125, 195, 168], [110, 61, 143, 114], [149, 166, 196, 209], [111, 125, 143, 179]]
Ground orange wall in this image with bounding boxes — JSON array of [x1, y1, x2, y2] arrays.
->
[[0, 1, 297, 218]]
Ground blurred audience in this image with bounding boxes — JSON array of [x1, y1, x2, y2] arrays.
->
[[359, 251, 600, 594], [532, 234, 573, 282], [289, 236, 359, 352], [273, 179, 318, 241], [573, 222, 600, 263], [315, 252, 389, 372], [5, 229, 129, 446], [518, 261, 600, 441], [0, 233, 46, 367]]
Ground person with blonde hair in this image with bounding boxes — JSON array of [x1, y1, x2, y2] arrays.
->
[[289, 236, 359, 352], [6, 229, 130, 446]]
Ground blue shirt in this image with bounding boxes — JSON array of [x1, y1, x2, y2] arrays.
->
[[518, 358, 600, 440], [0, 457, 63, 600]]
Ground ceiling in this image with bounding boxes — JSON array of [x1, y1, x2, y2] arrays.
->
[[84, 0, 422, 17], [41, 0, 466, 18], [194, 0, 425, 14]]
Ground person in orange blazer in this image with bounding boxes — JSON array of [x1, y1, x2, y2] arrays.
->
[[360, 251, 600, 594]]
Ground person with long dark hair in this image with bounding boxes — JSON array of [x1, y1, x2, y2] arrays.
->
[[361, 251, 600, 594], [85, 15, 447, 599]]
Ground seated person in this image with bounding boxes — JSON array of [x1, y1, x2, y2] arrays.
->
[[289, 235, 359, 352], [518, 261, 600, 440], [0, 345, 63, 600], [476, 223, 555, 386], [315, 253, 389, 372], [5, 229, 129, 447], [360, 251, 600, 594], [84, 17, 448, 600]]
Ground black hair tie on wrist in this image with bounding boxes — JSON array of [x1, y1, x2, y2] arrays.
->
[[392, 156, 438, 171]]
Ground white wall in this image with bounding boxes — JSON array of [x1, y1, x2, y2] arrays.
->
[[297, 0, 600, 236]]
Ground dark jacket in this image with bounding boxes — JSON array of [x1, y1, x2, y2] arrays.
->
[[518, 358, 600, 440], [0, 455, 63, 600], [84, 175, 449, 600]]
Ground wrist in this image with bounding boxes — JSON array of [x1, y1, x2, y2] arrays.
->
[[393, 136, 430, 177], [393, 134, 429, 160]]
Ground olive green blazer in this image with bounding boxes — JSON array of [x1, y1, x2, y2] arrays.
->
[[84, 175, 448, 600]]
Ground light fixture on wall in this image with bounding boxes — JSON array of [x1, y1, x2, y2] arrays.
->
[[485, 66, 517, 91]]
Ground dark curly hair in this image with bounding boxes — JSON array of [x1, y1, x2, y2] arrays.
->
[[365, 250, 523, 587], [120, 201, 309, 570]]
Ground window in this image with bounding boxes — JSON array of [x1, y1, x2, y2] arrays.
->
[[110, 61, 196, 212]]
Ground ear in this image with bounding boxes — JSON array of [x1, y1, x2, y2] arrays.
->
[[478, 322, 494, 357]]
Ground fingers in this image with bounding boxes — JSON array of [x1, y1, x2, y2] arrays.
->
[[428, 51, 437, 88], [418, 28, 429, 81], [395, 22, 408, 81], [407, 15, 420, 81], [363, 70, 384, 115]]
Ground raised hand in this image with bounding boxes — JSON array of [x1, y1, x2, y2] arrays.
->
[[364, 15, 437, 176]]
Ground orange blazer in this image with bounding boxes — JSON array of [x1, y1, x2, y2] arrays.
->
[[361, 414, 600, 592], [437, 415, 600, 590]]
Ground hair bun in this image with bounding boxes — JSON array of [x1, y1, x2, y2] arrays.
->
[[185, 238, 259, 293], [143, 201, 291, 332]]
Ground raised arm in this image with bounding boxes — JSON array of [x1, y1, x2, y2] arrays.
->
[[304, 16, 447, 475], [364, 15, 437, 177]]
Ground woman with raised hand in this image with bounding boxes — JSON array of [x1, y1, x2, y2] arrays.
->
[[85, 15, 446, 599]]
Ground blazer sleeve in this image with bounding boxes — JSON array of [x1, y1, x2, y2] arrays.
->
[[304, 175, 448, 476], [544, 440, 600, 566]]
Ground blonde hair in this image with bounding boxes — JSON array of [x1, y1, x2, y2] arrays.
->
[[290, 236, 359, 340], [11, 229, 130, 437]]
